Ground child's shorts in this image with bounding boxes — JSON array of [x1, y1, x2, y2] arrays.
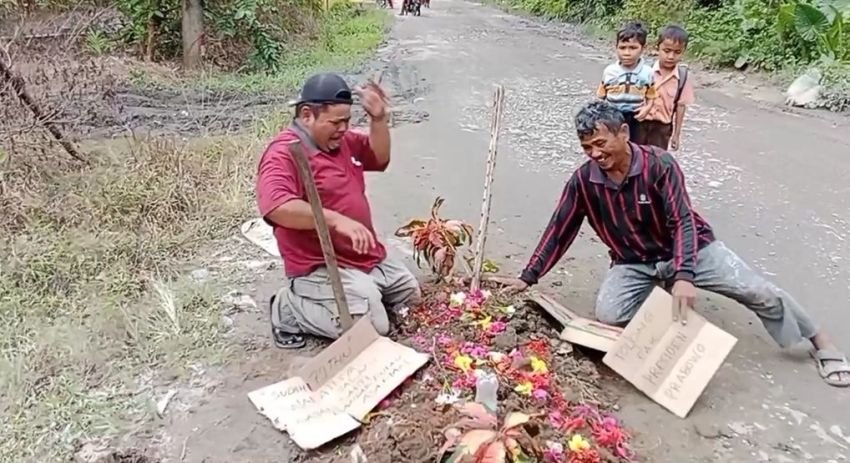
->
[[637, 121, 673, 150]]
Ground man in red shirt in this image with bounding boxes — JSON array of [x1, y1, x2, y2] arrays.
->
[[256, 73, 420, 348]]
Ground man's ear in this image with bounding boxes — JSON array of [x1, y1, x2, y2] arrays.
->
[[620, 122, 631, 141]]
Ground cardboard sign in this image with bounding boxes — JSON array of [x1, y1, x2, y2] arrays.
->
[[241, 218, 280, 257], [603, 287, 737, 418], [527, 292, 623, 352], [248, 317, 429, 449]]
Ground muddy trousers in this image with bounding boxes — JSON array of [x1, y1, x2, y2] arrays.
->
[[595, 241, 818, 348], [270, 254, 420, 339]]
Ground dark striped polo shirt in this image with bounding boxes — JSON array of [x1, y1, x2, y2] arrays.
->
[[520, 143, 715, 285]]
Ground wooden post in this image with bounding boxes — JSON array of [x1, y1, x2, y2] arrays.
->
[[470, 85, 506, 292], [287, 141, 354, 332]]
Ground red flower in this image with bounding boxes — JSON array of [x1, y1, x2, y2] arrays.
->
[[567, 448, 601, 463]]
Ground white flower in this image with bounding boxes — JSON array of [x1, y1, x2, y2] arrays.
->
[[488, 352, 506, 363], [435, 389, 462, 405], [481, 289, 492, 300], [449, 292, 466, 307]]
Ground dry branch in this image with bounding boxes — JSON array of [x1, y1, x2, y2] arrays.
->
[[470, 85, 506, 291], [288, 140, 355, 332], [0, 54, 86, 164]]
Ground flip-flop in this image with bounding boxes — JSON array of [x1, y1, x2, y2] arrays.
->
[[810, 349, 850, 388], [269, 294, 306, 350]]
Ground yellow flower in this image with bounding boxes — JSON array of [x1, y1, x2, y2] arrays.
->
[[477, 315, 493, 331], [514, 381, 533, 396], [568, 434, 590, 452], [530, 356, 548, 374], [454, 354, 473, 372]]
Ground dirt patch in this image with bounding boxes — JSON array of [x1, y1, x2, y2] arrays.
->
[[283, 280, 631, 463]]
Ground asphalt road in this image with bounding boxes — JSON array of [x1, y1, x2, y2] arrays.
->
[[363, 1, 850, 460]]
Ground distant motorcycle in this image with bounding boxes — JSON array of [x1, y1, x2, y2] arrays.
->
[[400, 0, 421, 15]]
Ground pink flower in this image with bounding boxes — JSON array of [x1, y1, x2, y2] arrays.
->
[[548, 410, 565, 428], [451, 372, 477, 391], [412, 335, 428, 348], [437, 335, 453, 346], [543, 442, 565, 463], [533, 388, 549, 401], [461, 342, 489, 359], [489, 320, 507, 335]]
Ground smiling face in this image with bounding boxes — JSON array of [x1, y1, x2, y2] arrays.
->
[[298, 103, 352, 151], [578, 122, 630, 171]]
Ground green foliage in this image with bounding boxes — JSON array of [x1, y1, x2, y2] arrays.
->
[[84, 29, 115, 55], [619, 0, 693, 36], [778, 0, 849, 60]]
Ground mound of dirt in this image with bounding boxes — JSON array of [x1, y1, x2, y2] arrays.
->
[[293, 281, 634, 463]]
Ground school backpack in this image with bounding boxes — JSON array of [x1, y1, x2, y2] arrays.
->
[[672, 65, 689, 117]]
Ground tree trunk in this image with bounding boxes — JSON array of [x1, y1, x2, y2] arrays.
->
[[181, 0, 204, 70]]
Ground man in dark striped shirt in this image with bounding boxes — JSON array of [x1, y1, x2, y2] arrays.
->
[[500, 101, 849, 387]]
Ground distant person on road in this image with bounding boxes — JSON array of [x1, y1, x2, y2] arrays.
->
[[642, 25, 695, 151], [597, 21, 657, 143], [255, 73, 420, 348], [498, 101, 850, 388]]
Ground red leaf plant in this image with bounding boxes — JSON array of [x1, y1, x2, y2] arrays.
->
[[395, 197, 474, 279], [438, 402, 541, 463]]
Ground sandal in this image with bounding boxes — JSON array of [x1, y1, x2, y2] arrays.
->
[[810, 349, 850, 387], [270, 294, 306, 349]]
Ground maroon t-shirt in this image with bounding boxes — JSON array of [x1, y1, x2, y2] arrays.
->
[[256, 124, 388, 278]]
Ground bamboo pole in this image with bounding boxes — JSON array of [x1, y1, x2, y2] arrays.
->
[[470, 85, 505, 292], [287, 141, 354, 332]]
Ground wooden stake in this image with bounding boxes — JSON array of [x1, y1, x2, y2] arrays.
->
[[470, 85, 506, 292], [288, 141, 354, 332], [0, 55, 86, 164]]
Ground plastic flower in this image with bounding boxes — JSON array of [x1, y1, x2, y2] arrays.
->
[[568, 434, 590, 452], [530, 356, 549, 374], [454, 354, 473, 372], [514, 381, 533, 396]]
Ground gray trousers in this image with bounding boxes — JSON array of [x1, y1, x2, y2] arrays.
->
[[271, 254, 420, 339], [596, 241, 818, 348]]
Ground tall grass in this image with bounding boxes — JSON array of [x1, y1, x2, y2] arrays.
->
[[0, 6, 389, 461]]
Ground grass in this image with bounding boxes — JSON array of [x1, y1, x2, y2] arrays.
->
[[0, 6, 389, 462], [144, 5, 391, 95]]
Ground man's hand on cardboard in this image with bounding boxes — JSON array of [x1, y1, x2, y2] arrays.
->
[[671, 279, 697, 325]]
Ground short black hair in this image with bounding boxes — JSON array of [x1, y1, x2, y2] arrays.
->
[[659, 24, 689, 46], [294, 102, 329, 118], [575, 101, 626, 138], [616, 21, 648, 46]]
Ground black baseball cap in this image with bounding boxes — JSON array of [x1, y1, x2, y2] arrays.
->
[[291, 73, 354, 106]]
